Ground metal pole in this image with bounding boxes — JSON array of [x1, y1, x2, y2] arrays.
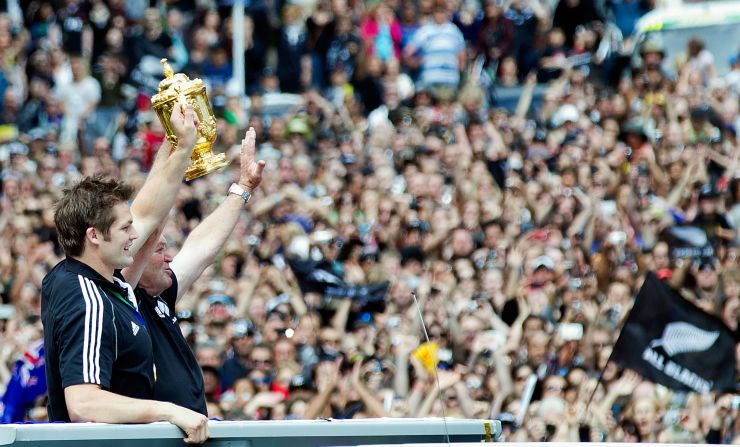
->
[[232, 0, 246, 98]]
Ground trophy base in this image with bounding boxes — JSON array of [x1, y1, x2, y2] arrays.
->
[[185, 147, 230, 181]]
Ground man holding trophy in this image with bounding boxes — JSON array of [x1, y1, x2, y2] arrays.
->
[[41, 60, 244, 444], [122, 127, 265, 417]]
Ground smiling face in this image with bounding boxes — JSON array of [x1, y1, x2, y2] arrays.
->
[[95, 202, 137, 270], [139, 236, 174, 296]]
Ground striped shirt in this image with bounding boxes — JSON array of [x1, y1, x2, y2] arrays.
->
[[407, 21, 465, 87]]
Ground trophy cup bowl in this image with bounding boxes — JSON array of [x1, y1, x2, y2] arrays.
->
[[150, 59, 229, 181]]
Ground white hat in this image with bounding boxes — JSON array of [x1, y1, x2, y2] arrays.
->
[[532, 255, 555, 271]]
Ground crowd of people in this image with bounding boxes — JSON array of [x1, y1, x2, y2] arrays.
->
[[1, 0, 739, 443]]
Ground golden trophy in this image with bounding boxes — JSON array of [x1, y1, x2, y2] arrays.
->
[[151, 59, 229, 181]]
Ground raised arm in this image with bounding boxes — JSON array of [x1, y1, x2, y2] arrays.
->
[[169, 128, 265, 301], [393, 335, 421, 398], [515, 72, 538, 121], [488, 350, 513, 418], [121, 219, 167, 288], [303, 359, 341, 419], [129, 100, 198, 255], [349, 360, 389, 417]]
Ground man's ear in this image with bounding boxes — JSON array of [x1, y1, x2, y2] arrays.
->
[[86, 227, 101, 247]]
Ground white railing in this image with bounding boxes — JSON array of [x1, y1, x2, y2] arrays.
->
[[357, 443, 706, 447], [0, 418, 500, 446]]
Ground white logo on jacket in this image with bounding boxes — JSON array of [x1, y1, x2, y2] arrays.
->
[[154, 299, 170, 319]]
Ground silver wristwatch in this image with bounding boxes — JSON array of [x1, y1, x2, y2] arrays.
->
[[228, 183, 252, 204]]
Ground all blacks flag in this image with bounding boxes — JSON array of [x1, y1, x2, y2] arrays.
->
[[611, 272, 737, 393], [287, 258, 389, 313]]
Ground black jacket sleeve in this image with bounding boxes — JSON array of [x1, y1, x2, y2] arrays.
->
[[55, 277, 115, 390]]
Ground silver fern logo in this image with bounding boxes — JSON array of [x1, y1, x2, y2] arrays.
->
[[154, 299, 170, 319], [649, 322, 720, 356]]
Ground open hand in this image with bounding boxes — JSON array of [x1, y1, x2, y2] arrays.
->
[[316, 358, 342, 392], [507, 246, 524, 269], [239, 127, 266, 191], [613, 370, 640, 397], [436, 369, 461, 390], [396, 334, 419, 355]]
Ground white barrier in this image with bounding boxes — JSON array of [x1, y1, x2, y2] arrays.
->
[[0, 418, 500, 447], [358, 443, 704, 447]]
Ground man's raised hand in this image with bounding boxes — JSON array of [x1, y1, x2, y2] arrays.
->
[[239, 127, 266, 191], [169, 98, 199, 154]]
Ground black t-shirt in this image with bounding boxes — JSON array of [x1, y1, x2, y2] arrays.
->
[[220, 355, 251, 392], [58, 4, 88, 55], [277, 27, 308, 92], [306, 16, 336, 53], [504, 7, 538, 50], [41, 258, 155, 422], [136, 274, 207, 416], [126, 31, 174, 69], [553, 0, 602, 47], [354, 75, 384, 115]]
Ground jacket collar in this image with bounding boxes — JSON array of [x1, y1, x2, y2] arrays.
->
[[63, 256, 128, 295]]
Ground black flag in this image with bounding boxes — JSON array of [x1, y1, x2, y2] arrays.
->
[[287, 258, 389, 313], [611, 272, 737, 393]]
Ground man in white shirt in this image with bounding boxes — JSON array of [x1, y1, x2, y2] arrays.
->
[[55, 56, 101, 146]]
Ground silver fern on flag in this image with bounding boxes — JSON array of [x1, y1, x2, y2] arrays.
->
[[649, 322, 720, 356]]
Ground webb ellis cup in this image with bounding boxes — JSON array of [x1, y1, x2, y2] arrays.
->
[[151, 58, 230, 181]]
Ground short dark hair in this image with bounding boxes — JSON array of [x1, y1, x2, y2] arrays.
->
[[482, 219, 505, 232], [54, 175, 135, 257]]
